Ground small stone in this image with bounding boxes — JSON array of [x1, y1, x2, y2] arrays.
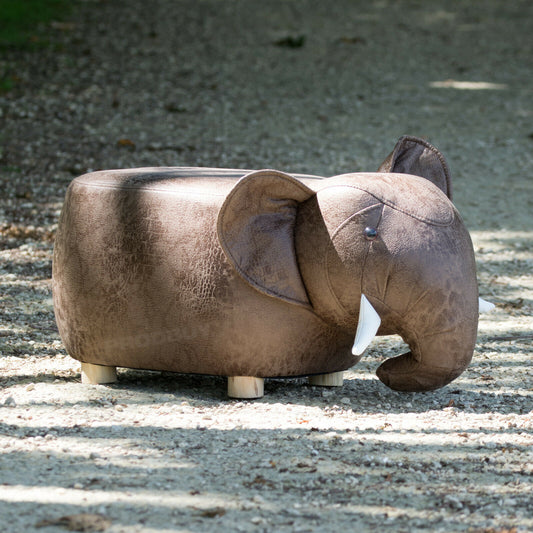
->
[[240, 501, 255, 510], [444, 495, 463, 510], [3, 396, 16, 407]]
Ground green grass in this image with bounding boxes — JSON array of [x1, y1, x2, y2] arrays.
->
[[0, 0, 72, 93], [0, 0, 70, 48], [0, 75, 15, 92]]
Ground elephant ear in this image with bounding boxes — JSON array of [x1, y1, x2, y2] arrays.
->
[[378, 135, 453, 199], [217, 170, 315, 307]]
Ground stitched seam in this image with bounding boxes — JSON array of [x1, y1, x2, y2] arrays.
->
[[315, 183, 453, 226], [72, 181, 228, 197], [361, 205, 384, 298], [324, 203, 382, 317]]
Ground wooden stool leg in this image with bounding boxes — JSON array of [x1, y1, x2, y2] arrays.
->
[[227, 377, 264, 399], [81, 363, 118, 384], [308, 371, 344, 387]]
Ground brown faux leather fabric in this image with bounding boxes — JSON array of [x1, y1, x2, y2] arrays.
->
[[53, 168, 354, 379], [378, 135, 453, 199], [52, 137, 479, 391]]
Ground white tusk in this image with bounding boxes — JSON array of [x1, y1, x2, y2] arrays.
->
[[352, 294, 381, 356], [479, 297, 495, 313]]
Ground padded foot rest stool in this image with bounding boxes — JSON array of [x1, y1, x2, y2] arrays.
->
[[52, 167, 355, 399]]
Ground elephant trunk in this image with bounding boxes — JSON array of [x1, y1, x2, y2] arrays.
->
[[375, 316, 478, 392]]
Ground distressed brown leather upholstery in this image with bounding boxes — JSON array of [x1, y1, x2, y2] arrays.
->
[[52, 137, 479, 391]]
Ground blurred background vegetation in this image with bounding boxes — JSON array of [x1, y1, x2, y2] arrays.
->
[[0, 0, 70, 48], [0, 0, 70, 92]]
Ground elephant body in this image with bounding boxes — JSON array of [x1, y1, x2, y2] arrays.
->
[[52, 137, 480, 392], [53, 168, 354, 378]]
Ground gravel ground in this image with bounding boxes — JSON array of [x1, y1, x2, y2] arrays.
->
[[1, 1, 532, 532]]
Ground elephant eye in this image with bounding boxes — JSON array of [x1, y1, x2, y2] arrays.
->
[[364, 226, 378, 241]]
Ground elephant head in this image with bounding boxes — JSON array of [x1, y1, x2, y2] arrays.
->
[[218, 136, 486, 392]]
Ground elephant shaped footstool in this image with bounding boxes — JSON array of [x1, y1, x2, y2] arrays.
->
[[52, 136, 491, 398]]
